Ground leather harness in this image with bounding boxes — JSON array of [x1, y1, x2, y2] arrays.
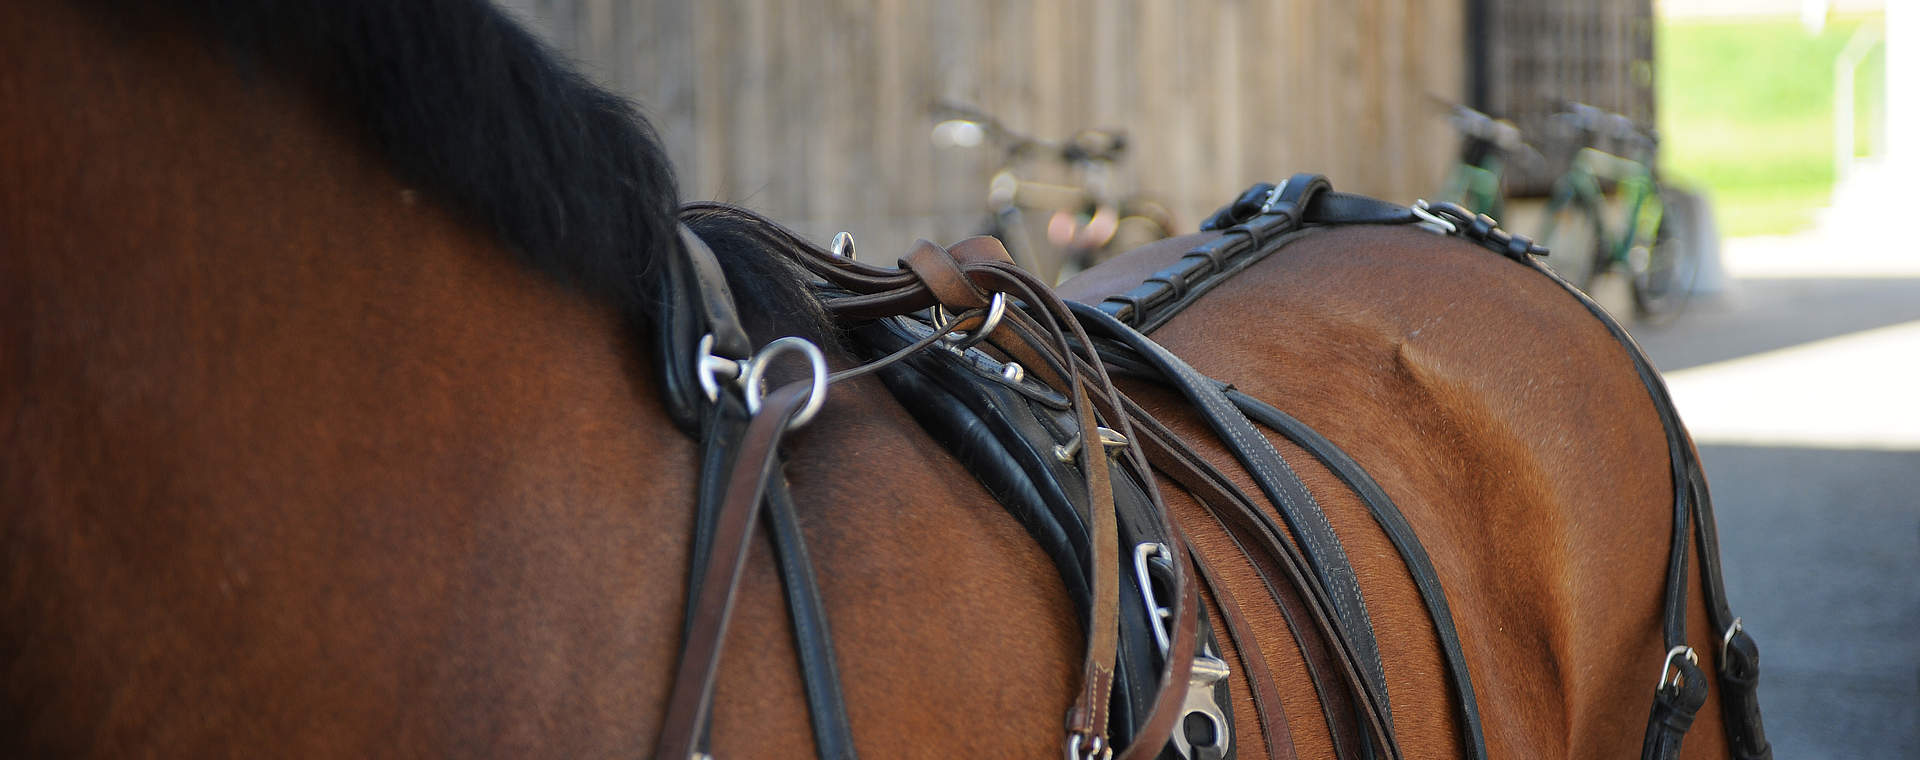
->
[[649, 176, 1771, 760]]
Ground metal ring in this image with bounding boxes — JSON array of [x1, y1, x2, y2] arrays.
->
[[931, 292, 1006, 349], [830, 230, 855, 259], [1720, 618, 1743, 664], [1658, 645, 1699, 690], [741, 336, 830, 430], [1411, 199, 1459, 234], [695, 333, 742, 403]]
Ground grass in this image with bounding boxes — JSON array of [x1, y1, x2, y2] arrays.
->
[[1657, 13, 1886, 237]]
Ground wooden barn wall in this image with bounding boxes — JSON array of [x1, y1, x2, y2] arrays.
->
[[499, 0, 1466, 258]]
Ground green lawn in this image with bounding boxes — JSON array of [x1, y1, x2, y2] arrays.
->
[[1658, 13, 1885, 237]]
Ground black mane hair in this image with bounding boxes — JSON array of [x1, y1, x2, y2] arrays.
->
[[99, 0, 828, 343]]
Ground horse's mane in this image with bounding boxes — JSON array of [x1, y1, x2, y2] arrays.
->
[[94, 0, 828, 342]]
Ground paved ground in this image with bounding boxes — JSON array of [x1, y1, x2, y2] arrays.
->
[[1611, 165, 1918, 757]]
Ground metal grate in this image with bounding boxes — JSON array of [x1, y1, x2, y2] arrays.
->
[[1482, 0, 1656, 196]]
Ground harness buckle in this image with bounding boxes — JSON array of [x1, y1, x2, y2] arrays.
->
[[1133, 542, 1175, 654], [1257, 178, 1291, 214], [1067, 732, 1112, 760], [1658, 645, 1700, 691], [1410, 199, 1459, 235], [1720, 617, 1744, 664]]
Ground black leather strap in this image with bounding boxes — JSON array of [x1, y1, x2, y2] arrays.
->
[[1504, 248, 1771, 760], [1223, 390, 1488, 760], [1072, 301, 1398, 752], [765, 474, 859, 760], [1640, 658, 1708, 760], [657, 225, 754, 431]]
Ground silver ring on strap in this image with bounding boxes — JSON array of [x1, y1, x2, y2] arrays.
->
[[741, 336, 830, 430], [931, 291, 1007, 349], [1658, 645, 1700, 690]]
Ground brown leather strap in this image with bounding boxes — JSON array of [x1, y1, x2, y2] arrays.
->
[[1064, 384, 1122, 749], [654, 383, 816, 760], [676, 215, 1210, 759], [900, 239, 992, 311], [1188, 541, 1298, 760], [1123, 400, 1387, 759]]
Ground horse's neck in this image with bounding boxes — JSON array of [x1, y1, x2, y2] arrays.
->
[[5, 7, 1085, 757], [3, 5, 696, 754]]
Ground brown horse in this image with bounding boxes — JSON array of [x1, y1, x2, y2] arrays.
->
[[3, 1, 1760, 758]]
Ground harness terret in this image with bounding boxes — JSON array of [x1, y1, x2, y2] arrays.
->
[[650, 176, 1770, 760]]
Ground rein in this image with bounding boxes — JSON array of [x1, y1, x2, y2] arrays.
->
[[649, 176, 1771, 760]]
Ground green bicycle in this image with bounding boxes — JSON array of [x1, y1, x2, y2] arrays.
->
[[1434, 103, 1531, 220], [1536, 102, 1700, 321]]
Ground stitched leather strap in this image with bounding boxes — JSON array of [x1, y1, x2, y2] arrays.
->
[[1074, 302, 1399, 759], [656, 382, 819, 760], [1224, 390, 1488, 760]]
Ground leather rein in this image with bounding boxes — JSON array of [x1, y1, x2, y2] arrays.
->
[[647, 175, 1771, 760]]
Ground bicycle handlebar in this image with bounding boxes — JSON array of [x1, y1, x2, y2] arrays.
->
[[930, 100, 1129, 166], [1552, 101, 1658, 153], [1448, 105, 1528, 153]]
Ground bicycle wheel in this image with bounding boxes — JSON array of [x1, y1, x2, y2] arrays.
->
[[1631, 188, 1701, 322]]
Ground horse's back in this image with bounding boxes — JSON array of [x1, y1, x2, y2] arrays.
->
[[1064, 224, 1729, 758]]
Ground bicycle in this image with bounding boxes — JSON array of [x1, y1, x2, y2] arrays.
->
[[1433, 102, 1534, 221], [930, 101, 1176, 284], [1535, 102, 1700, 322]]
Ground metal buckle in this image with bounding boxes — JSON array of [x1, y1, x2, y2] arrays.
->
[[1410, 199, 1459, 235], [1658, 645, 1699, 691], [1257, 178, 1291, 214], [1720, 618, 1743, 664], [1066, 733, 1111, 760], [1054, 427, 1128, 464], [1134, 542, 1174, 655], [931, 292, 1007, 350], [739, 336, 831, 430]]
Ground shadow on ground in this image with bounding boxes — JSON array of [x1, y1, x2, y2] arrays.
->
[[1699, 443, 1919, 758]]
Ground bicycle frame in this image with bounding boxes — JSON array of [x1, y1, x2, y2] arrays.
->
[[1538, 147, 1665, 278]]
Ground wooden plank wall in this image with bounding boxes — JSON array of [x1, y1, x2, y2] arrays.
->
[[499, 0, 1466, 259]]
